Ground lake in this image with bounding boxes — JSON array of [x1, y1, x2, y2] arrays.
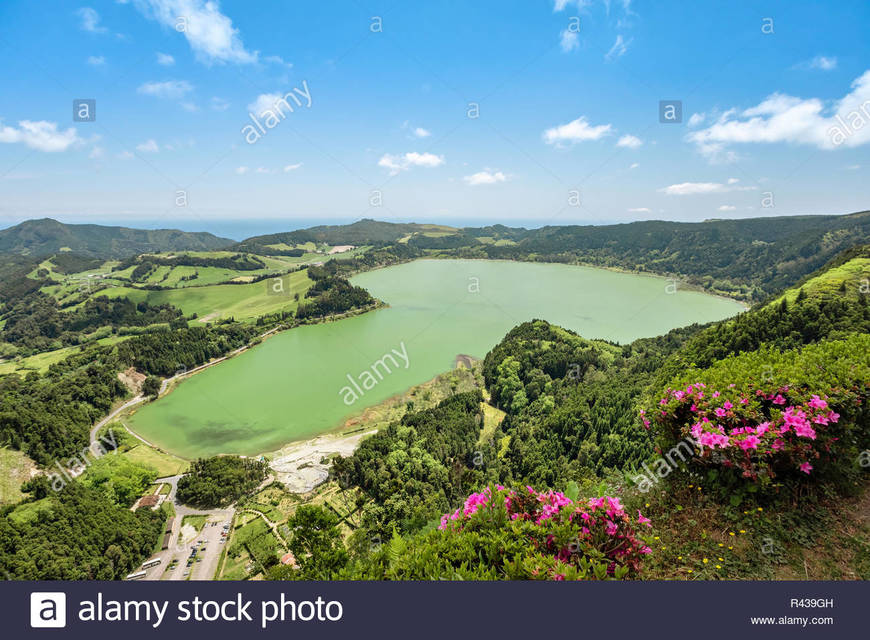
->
[[126, 259, 744, 458]]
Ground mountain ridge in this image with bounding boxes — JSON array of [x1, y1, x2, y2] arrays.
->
[[0, 218, 233, 258]]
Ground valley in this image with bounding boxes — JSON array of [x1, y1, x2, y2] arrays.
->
[[0, 216, 867, 584]]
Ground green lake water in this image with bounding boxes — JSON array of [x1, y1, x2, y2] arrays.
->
[[127, 259, 744, 458]]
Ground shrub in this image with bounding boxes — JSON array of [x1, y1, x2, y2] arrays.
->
[[370, 485, 652, 580], [646, 334, 869, 488]]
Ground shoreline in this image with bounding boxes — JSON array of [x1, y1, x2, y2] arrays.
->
[[101, 257, 747, 462], [354, 255, 751, 310]]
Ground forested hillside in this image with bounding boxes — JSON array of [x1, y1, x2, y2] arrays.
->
[[273, 247, 870, 581], [238, 212, 870, 302], [0, 218, 232, 258]]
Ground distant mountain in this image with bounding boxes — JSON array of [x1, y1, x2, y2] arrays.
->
[[236, 219, 457, 250], [239, 211, 870, 301], [0, 218, 233, 258]]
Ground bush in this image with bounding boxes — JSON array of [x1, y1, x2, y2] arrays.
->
[[647, 334, 870, 489], [361, 485, 652, 580]]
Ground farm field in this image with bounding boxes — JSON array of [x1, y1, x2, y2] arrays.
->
[[95, 270, 313, 322]]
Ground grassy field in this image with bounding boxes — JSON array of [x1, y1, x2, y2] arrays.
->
[[768, 256, 870, 306], [181, 514, 209, 534], [478, 403, 506, 445], [0, 335, 130, 376], [121, 443, 189, 477], [0, 447, 35, 505], [7, 497, 53, 525], [94, 269, 313, 322]]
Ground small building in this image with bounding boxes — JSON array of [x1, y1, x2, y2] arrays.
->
[[280, 552, 298, 568]]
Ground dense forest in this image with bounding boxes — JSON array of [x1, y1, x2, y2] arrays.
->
[[176, 456, 269, 508], [333, 392, 485, 536], [0, 346, 127, 464], [1, 293, 183, 354], [115, 324, 260, 377], [0, 478, 164, 580]]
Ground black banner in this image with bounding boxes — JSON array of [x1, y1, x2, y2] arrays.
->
[[8, 580, 864, 638]]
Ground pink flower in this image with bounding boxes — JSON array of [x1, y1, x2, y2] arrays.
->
[[605, 521, 618, 536], [808, 395, 827, 409], [637, 511, 652, 527], [715, 407, 728, 417], [772, 394, 786, 405], [799, 462, 813, 474], [723, 401, 733, 410], [738, 435, 760, 450], [794, 423, 816, 440]]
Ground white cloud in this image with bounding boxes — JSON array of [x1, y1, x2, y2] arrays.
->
[[180, 102, 199, 112], [616, 134, 642, 148], [263, 55, 293, 69], [210, 96, 230, 111], [248, 93, 282, 116], [554, 0, 591, 9], [413, 127, 431, 138], [283, 163, 303, 172], [717, 205, 737, 211], [605, 34, 631, 61], [378, 151, 445, 175], [136, 139, 159, 153], [846, 164, 861, 170], [0, 120, 81, 152], [137, 80, 193, 100], [117, 150, 134, 159], [255, 167, 271, 174], [627, 207, 651, 212], [629, 162, 639, 169], [235, 166, 249, 175], [88, 146, 105, 160], [87, 55, 106, 66], [463, 169, 508, 186], [543, 116, 612, 146], [658, 181, 756, 195], [688, 112, 705, 127], [796, 55, 838, 71], [156, 52, 175, 66], [560, 29, 579, 53], [77, 8, 107, 33], [132, 0, 258, 64], [687, 70, 870, 160]]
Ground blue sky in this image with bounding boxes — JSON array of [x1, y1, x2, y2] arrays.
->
[[1, 0, 869, 232]]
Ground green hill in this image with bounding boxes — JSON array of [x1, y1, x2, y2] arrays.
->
[[0, 218, 233, 258]]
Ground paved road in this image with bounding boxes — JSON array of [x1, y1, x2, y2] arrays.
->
[[137, 475, 235, 581]]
